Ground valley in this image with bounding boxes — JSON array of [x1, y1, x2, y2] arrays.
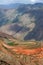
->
[[0, 3, 43, 65]]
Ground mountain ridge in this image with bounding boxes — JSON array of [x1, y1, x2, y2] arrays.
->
[[0, 3, 43, 41], [0, 3, 43, 9]]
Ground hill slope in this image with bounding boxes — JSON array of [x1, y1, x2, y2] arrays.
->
[[0, 3, 43, 41], [0, 32, 43, 65]]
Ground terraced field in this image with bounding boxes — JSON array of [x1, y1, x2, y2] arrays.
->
[[0, 32, 43, 65]]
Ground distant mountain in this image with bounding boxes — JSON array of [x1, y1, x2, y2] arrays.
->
[[34, 3, 43, 7], [0, 3, 43, 9], [0, 3, 43, 41], [0, 3, 25, 9]]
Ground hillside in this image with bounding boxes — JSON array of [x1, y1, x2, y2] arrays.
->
[[0, 3, 43, 41], [0, 32, 43, 65]]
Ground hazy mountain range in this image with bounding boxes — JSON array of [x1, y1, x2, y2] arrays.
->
[[0, 3, 25, 9], [0, 3, 43, 41]]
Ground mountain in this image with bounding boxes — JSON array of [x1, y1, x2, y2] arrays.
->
[[0, 3, 43, 41], [0, 3, 25, 9]]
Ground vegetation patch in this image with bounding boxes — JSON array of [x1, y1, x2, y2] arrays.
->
[[7, 42, 14, 46]]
